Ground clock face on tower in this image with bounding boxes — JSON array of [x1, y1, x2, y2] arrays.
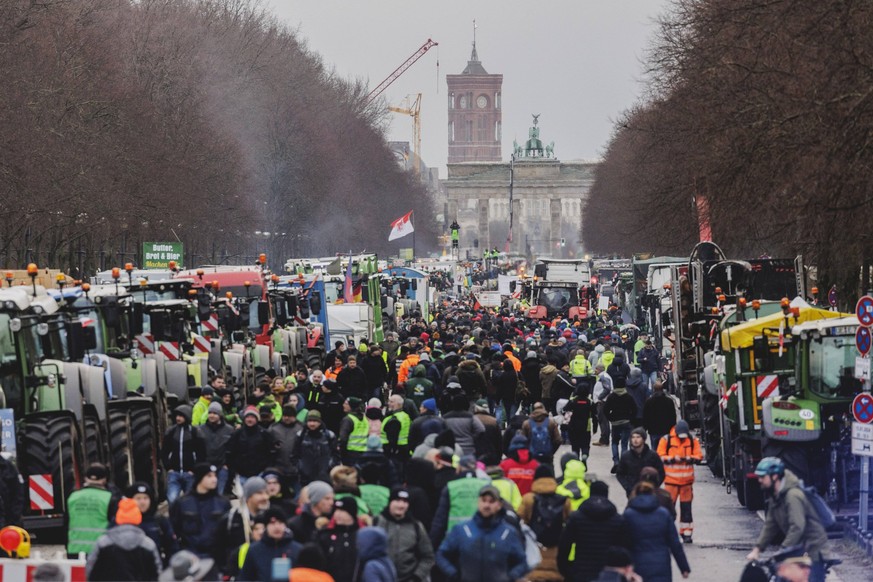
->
[[477, 95, 488, 108]]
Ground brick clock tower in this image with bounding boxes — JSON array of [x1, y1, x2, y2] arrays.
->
[[447, 39, 502, 163]]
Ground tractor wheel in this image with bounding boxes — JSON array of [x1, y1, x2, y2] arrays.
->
[[19, 415, 85, 531], [699, 392, 723, 478], [129, 402, 161, 496], [82, 412, 107, 467], [108, 408, 134, 490]]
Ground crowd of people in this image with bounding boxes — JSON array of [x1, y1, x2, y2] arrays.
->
[[51, 298, 827, 581]]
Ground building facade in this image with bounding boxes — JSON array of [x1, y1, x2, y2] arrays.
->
[[446, 42, 502, 163]]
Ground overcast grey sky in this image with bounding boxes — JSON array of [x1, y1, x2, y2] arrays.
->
[[269, 0, 672, 176]]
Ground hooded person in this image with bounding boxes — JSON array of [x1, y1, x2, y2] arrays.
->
[[623, 481, 691, 581], [499, 434, 540, 496], [625, 368, 648, 427], [86, 497, 163, 581], [161, 405, 206, 504], [557, 481, 631, 581], [556, 452, 591, 511], [405, 364, 435, 408], [126, 482, 178, 566], [455, 356, 488, 402], [353, 526, 398, 582]]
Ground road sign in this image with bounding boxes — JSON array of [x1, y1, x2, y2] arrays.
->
[[852, 422, 873, 457], [857, 295, 873, 327], [858, 327, 873, 356], [853, 392, 873, 424]]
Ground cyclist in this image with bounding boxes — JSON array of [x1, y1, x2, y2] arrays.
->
[[745, 458, 829, 582]]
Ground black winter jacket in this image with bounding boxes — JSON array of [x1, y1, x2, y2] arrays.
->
[[226, 424, 276, 478], [643, 393, 677, 437], [557, 496, 630, 581], [616, 445, 666, 495], [169, 490, 231, 562], [161, 423, 205, 473], [85, 525, 162, 581], [201, 419, 234, 467], [291, 424, 339, 485]]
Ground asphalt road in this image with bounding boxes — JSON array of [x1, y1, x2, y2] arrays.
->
[[571, 439, 870, 582]]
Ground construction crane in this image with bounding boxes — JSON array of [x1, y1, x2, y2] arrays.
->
[[388, 94, 422, 174], [365, 38, 438, 103]]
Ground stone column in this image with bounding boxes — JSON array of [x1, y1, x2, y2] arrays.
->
[[479, 199, 490, 250], [550, 198, 562, 249]]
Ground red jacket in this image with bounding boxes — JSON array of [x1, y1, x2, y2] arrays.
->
[[499, 449, 539, 496]]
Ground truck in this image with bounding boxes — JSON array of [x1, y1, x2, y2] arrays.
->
[[525, 258, 592, 321]]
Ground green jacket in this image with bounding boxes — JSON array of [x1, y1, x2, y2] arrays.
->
[[260, 395, 283, 423], [67, 486, 112, 555], [191, 396, 211, 426], [360, 484, 390, 516], [755, 470, 829, 560], [556, 459, 590, 511]]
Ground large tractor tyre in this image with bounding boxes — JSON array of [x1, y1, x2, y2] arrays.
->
[[698, 392, 723, 477], [129, 403, 161, 497], [82, 412, 108, 467], [19, 415, 85, 531], [739, 453, 765, 511], [108, 409, 134, 490]]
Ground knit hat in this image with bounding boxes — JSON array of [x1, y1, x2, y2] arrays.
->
[[640, 466, 663, 486], [334, 496, 358, 518], [242, 476, 267, 501], [191, 463, 217, 487], [115, 497, 142, 525], [631, 427, 648, 441], [389, 487, 411, 503], [261, 468, 283, 483], [207, 401, 223, 415], [201, 386, 215, 397], [306, 481, 333, 506], [675, 419, 690, 439], [458, 454, 478, 471], [421, 398, 437, 413], [508, 434, 529, 453], [306, 409, 322, 421], [282, 403, 297, 417], [590, 480, 609, 498], [347, 396, 363, 410], [242, 406, 259, 419], [365, 407, 383, 421], [259, 404, 274, 418], [534, 465, 555, 480], [526, 350, 538, 360], [418, 352, 431, 362], [261, 506, 288, 524]]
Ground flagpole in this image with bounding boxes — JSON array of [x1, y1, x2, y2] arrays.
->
[[411, 210, 415, 262]]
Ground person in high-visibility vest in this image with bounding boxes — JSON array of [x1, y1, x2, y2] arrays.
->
[[656, 419, 702, 543], [382, 394, 411, 464], [338, 397, 368, 466], [428, 455, 490, 551], [67, 463, 114, 558]]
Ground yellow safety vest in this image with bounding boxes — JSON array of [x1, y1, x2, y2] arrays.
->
[[381, 411, 411, 446], [346, 414, 369, 452]]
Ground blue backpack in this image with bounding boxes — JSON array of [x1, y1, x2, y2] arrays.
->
[[529, 418, 552, 458]]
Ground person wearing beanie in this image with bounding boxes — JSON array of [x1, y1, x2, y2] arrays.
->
[[288, 481, 335, 544], [226, 402, 277, 485], [656, 418, 702, 543], [338, 395, 368, 465], [216, 388, 242, 427], [557, 481, 631, 582], [317, 496, 362, 582], [313, 377, 346, 434], [616, 427, 665, 497], [66, 463, 114, 558], [291, 407, 340, 487], [268, 403, 303, 496], [408, 396, 446, 452], [126, 481, 178, 566], [226, 476, 271, 553], [337, 353, 369, 401], [86, 497, 162, 581], [521, 349, 545, 409], [161, 405, 206, 504], [519, 463, 571, 581], [239, 506, 302, 582], [258, 404, 276, 429], [191, 386, 215, 427], [455, 354, 488, 403], [604, 380, 637, 472], [521, 401, 563, 468], [500, 434, 540, 496], [201, 400, 234, 496], [556, 451, 591, 511], [170, 463, 231, 565], [592, 546, 638, 582]]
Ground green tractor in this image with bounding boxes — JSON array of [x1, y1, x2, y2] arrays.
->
[[711, 304, 859, 510]]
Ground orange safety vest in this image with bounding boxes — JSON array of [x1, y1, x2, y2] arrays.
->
[[657, 428, 702, 486], [325, 364, 342, 381]]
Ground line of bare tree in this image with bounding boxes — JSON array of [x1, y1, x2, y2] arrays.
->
[[583, 0, 873, 294], [0, 0, 437, 277]]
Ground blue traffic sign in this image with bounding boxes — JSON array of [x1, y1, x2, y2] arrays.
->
[[857, 296, 873, 327], [858, 327, 872, 356], [854, 393, 873, 424]]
